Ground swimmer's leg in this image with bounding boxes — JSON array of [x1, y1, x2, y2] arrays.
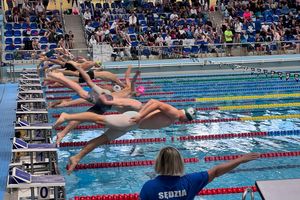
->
[[67, 128, 126, 175], [94, 71, 126, 88], [56, 98, 88, 108], [53, 112, 105, 128], [48, 72, 89, 99], [56, 120, 81, 146], [48, 100, 64, 108]]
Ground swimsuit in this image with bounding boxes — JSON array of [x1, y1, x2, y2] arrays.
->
[[103, 111, 140, 140], [79, 70, 95, 83], [63, 62, 76, 71]]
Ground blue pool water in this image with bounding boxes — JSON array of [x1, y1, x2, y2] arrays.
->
[[49, 73, 300, 199]]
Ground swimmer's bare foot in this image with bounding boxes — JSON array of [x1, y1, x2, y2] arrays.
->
[[56, 132, 65, 147], [53, 112, 68, 129], [67, 156, 80, 175]]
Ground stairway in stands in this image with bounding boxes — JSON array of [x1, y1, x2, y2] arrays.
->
[[64, 15, 89, 58]]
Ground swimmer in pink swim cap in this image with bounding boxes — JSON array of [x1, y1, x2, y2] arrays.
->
[[135, 85, 145, 96]]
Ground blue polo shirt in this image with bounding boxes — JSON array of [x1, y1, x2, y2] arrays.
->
[[140, 171, 209, 200]]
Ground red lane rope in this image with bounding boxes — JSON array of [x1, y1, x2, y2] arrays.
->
[[47, 80, 152, 89], [46, 91, 174, 100], [60, 138, 166, 147], [46, 86, 161, 94], [69, 158, 199, 170], [177, 131, 268, 141], [73, 186, 257, 200], [49, 98, 196, 109], [204, 151, 300, 162], [55, 117, 242, 130]]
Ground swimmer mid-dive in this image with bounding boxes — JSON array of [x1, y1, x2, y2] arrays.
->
[[55, 99, 196, 174], [49, 65, 144, 146]]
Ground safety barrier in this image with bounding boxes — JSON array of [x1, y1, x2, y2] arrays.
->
[[60, 138, 166, 147], [69, 158, 199, 170], [73, 186, 257, 200], [204, 151, 300, 162], [55, 114, 300, 130]]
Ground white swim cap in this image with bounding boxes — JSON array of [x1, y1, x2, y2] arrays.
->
[[184, 107, 196, 121], [113, 84, 122, 92]]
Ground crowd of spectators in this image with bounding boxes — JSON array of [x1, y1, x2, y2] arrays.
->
[[4, 0, 71, 60], [220, 0, 300, 56], [81, 0, 300, 60]]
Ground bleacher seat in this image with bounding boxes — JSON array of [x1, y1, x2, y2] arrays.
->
[[129, 34, 137, 41], [41, 45, 48, 50], [5, 53, 14, 61], [5, 45, 15, 51], [49, 44, 57, 49], [5, 38, 13, 44], [13, 23, 21, 29], [14, 38, 22, 45], [191, 46, 199, 54], [22, 23, 30, 29], [30, 16, 37, 22], [14, 30, 21, 37], [30, 23, 38, 29], [5, 23, 13, 30], [4, 31, 13, 37], [39, 37, 48, 44], [23, 37, 30, 43], [95, 3, 102, 8], [103, 2, 110, 9], [31, 30, 39, 36], [131, 41, 139, 47]]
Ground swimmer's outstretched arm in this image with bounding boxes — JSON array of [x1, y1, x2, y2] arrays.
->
[[72, 63, 97, 89], [124, 65, 132, 87], [130, 70, 141, 92], [135, 99, 180, 121]]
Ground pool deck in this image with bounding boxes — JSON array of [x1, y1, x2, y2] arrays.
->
[[0, 84, 18, 199]]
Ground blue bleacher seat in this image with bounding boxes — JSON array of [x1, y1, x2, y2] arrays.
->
[[41, 45, 48, 50], [273, 15, 279, 22], [5, 53, 14, 61], [5, 45, 15, 51], [248, 36, 255, 43], [4, 31, 13, 37], [130, 34, 137, 41], [22, 53, 31, 60], [131, 41, 139, 47], [191, 46, 199, 54], [14, 30, 21, 37], [5, 38, 13, 44], [30, 23, 38, 29], [31, 30, 39, 36], [5, 10, 11, 16], [13, 23, 21, 29], [49, 44, 57, 49], [139, 20, 147, 26], [39, 29, 46, 36], [22, 23, 29, 29], [23, 37, 30, 43], [95, 3, 102, 8], [103, 2, 109, 9], [183, 47, 191, 55], [142, 48, 151, 57], [14, 38, 22, 44], [29, 16, 37, 22], [91, 21, 100, 28], [5, 23, 13, 30], [40, 37, 48, 44], [128, 27, 135, 34]]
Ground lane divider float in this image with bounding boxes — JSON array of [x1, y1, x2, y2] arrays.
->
[[204, 151, 300, 162], [69, 157, 199, 170]]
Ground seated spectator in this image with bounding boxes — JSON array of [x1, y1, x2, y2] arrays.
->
[[57, 37, 66, 49], [140, 146, 259, 200], [35, 1, 45, 15], [155, 33, 164, 46], [129, 13, 137, 27], [83, 9, 92, 25], [95, 27, 104, 43], [190, 6, 197, 18], [32, 38, 41, 50], [164, 34, 172, 46], [89, 35, 97, 47], [243, 9, 252, 21]]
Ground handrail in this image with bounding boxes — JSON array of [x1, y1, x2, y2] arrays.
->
[[242, 187, 254, 200]]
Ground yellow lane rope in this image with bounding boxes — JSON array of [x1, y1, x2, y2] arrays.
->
[[196, 93, 300, 102], [219, 102, 300, 110], [240, 114, 300, 121]]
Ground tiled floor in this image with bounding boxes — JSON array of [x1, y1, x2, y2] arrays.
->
[[0, 83, 18, 199]]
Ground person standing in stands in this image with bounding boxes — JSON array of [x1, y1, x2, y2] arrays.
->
[[224, 26, 233, 56], [140, 147, 260, 200]]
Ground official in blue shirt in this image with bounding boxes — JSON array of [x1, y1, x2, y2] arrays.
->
[[140, 146, 259, 200]]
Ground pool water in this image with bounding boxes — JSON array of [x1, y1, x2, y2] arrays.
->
[[48, 72, 300, 199]]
